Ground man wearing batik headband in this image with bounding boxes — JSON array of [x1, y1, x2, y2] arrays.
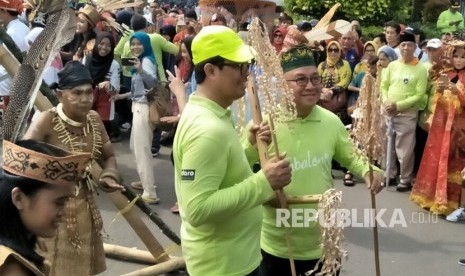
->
[[258, 45, 383, 276], [23, 61, 125, 275], [380, 32, 428, 192]]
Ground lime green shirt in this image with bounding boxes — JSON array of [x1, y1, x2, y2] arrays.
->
[[173, 94, 275, 276], [258, 106, 373, 260], [380, 60, 428, 111], [437, 9, 465, 33], [114, 32, 178, 81]]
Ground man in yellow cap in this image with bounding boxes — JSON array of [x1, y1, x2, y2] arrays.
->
[[173, 25, 292, 276], [437, 0, 464, 34]]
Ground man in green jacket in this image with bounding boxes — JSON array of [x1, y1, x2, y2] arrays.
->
[[437, 0, 464, 34], [173, 25, 292, 276]]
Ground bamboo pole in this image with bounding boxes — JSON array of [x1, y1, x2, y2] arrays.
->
[[104, 243, 158, 264], [121, 257, 186, 276], [287, 195, 322, 204], [247, 75, 296, 276], [368, 163, 381, 276], [107, 191, 170, 263], [103, 243, 183, 265]]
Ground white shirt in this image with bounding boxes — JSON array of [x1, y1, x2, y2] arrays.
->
[[0, 18, 30, 96], [7, 18, 30, 52]]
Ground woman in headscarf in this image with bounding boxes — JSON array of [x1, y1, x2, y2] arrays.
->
[[271, 26, 288, 54], [317, 40, 352, 120], [83, 31, 121, 142], [377, 45, 398, 69], [114, 32, 160, 204], [318, 40, 353, 184], [352, 41, 379, 79]]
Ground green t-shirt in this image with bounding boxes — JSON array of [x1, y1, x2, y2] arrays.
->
[[259, 106, 373, 260], [437, 9, 465, 33], [173, 94, 275, 276], [380, 60, 428, 111]]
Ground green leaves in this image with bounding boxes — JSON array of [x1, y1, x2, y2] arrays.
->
[[285, 0, 410, 23]]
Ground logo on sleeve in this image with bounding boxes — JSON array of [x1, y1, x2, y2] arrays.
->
[[181, 169, 196, 181]]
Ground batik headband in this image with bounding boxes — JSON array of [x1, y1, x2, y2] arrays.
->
[[2, 140, 91, 185]]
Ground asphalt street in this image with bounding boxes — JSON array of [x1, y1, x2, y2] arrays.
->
[[42, 139, 465, 276]]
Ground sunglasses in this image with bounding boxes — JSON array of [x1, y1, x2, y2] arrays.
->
[[328, 48, 340, 53]]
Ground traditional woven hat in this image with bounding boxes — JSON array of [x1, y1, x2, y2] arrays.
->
[[280, 44, 316, 73], [78, 0, 138, 32], [199, 0, 276, 26], [80, 4, 102, 27], [2, 140, 92, 186]]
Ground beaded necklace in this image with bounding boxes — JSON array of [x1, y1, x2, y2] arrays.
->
[[51, 107, 104, 249]]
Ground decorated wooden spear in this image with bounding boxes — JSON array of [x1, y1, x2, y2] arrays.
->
[[351, 65, 386, 276]]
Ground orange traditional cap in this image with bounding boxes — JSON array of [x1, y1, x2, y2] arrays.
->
[[0, 0, 23, 13]]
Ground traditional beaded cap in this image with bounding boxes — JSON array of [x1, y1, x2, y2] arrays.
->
[[2, 140, 91, 186], [280, 45, 316, 73]]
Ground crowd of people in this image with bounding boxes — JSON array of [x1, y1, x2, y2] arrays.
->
[[0, 0, 464, 274]]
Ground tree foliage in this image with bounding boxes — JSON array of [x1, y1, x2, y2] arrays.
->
[[285, 0, 411, 24]]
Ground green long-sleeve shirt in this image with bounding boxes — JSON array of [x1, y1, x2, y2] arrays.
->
[[258, 106, 376, 260], [437, 9, 465, 33], [380, 60, 428, 111], [173, 95, 275, 276]]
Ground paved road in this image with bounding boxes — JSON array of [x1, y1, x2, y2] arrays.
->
[[86, 139, 464, 276]]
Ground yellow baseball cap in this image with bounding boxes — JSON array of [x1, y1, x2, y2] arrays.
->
[[192, 25, 255, 65]]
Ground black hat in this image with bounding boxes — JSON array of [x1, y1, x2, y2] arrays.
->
[[451, 0, 460, 8], [399, 32, 416, 44], [185, 9, 197, 21], [297, 21, 312, 32], [53, 61, 93, 90]]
